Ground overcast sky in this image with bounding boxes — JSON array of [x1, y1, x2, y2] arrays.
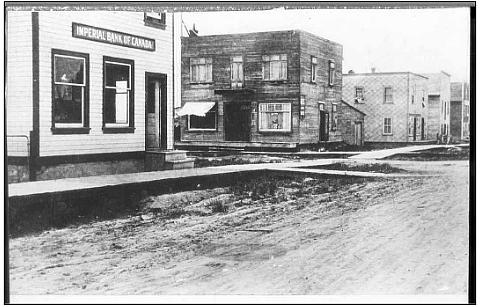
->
[[181, 8, 470, 82]]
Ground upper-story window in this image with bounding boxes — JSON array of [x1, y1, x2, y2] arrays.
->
[[355, 87, 364, 103], [52, 49, 89, 132], [190, 58, 212, 83], [311, 56, 317, 82], [231, 56, 244, 89], [144, 12, 166, 29], [328, 60, 335, 86], [103, 56, 134, 132], [384, 87, 393, 104], [262, 54, 287, 81]]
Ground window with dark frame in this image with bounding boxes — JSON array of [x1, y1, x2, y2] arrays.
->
[[328, 60, 335, 86], [188, 104, 217, 130], [383, 117, 392, 134], [190, 58, 212, 83], [144, 12, 166, 29], [262, 54, 287, 81], [311, 56, 317, 82], [384, 87, 393, 103], [103, 57, 134, 131], [52, 49, 89, 131]]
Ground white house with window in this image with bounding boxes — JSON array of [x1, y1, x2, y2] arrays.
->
[[6, 10, 192, 182]]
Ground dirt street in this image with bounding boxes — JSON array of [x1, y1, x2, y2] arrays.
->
[[9, 160, 469, 296]]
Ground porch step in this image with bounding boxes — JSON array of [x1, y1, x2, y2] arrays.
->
[[164, 158, 196, 170], [145, 150, 193, 171]]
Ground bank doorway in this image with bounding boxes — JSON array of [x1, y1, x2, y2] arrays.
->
[[145, 73, 167, 150]]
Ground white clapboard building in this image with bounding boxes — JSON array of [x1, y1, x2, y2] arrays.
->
[[6, 10, 192, 183]]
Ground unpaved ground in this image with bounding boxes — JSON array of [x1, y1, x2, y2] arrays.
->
[[9, 160, 469, 295]]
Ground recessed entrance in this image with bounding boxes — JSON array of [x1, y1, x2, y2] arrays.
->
[[224, 102, 251, 141], [319, 110, 329, 142], [145, 72, 167, 150]]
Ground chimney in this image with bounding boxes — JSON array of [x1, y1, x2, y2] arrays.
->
[[371, 67, 376, 73]]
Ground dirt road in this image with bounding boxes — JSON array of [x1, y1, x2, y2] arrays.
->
[[9, 160, 469, 296]]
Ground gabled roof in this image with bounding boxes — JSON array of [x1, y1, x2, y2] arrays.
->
[[341, 100, 367, 116]]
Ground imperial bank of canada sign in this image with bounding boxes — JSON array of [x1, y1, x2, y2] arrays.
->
[[72, 23, 156, 51]]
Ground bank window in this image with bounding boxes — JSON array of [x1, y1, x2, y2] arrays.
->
[[383, 118, 392, 135], [103, 57, 134, 131], [259, 103, 291, 132], [231, 56, 244, 89], [52, 50, 89, 131], [311, 56, 317, 82], [384, 87, 393, 104], [190, 58, 212, 83], [188, 104, 217, 130], [262, 54, 287, 81], [328, 60, 335, 86]]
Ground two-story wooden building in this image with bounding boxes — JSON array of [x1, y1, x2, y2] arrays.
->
[[176, 30, 364, 150], [6, 10, 192, 183]]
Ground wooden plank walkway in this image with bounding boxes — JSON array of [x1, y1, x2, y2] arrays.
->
[[349, 144, 464, 160], [7, 159, 340, 199]]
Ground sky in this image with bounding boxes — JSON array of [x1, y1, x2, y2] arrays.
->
[[181, 7, 471, 82]]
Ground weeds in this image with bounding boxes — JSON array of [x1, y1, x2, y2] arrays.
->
[[209, 199, 228, 213]]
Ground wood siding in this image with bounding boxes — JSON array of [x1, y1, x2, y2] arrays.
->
[[33, 11, 174, 157], [6, 11, 33, 156], [181, 30, 346, 145], [299, 31, 343, 143]]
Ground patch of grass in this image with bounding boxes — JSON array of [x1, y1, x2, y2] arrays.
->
[[209, 199, 228, 213], [307, 162, 405, 174]]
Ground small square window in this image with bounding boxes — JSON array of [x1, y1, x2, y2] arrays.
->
[[144, 12, 166, 29]]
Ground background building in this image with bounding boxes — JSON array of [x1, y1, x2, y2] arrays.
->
[[450, 82, 470, 141], [177, 30, 363, 150], [6, 11, 191, 183], [423, 72, 451, 140], [342, 71, 429, 144]]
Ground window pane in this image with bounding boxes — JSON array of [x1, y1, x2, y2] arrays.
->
[[271, 61, 281, 80], [263, 62, 270, 80], [53, 84, 83, 123], [105, 63, 130, 88], [190, 111, 216, 129], [55, 56, 84, 85], [105, 88, 129, 124]]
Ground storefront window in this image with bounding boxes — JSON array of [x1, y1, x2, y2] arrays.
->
[[258, 103, 291, 132], [103, 57, 134, 130], [52, 50, 89, 128], [188, 104, 217, 130]]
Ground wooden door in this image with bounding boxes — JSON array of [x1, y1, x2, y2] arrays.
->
[[225, 102, 250, 141], [319, 111, 329, 141], [145, 73, 167, 150], [354, 122, 363, 146]]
